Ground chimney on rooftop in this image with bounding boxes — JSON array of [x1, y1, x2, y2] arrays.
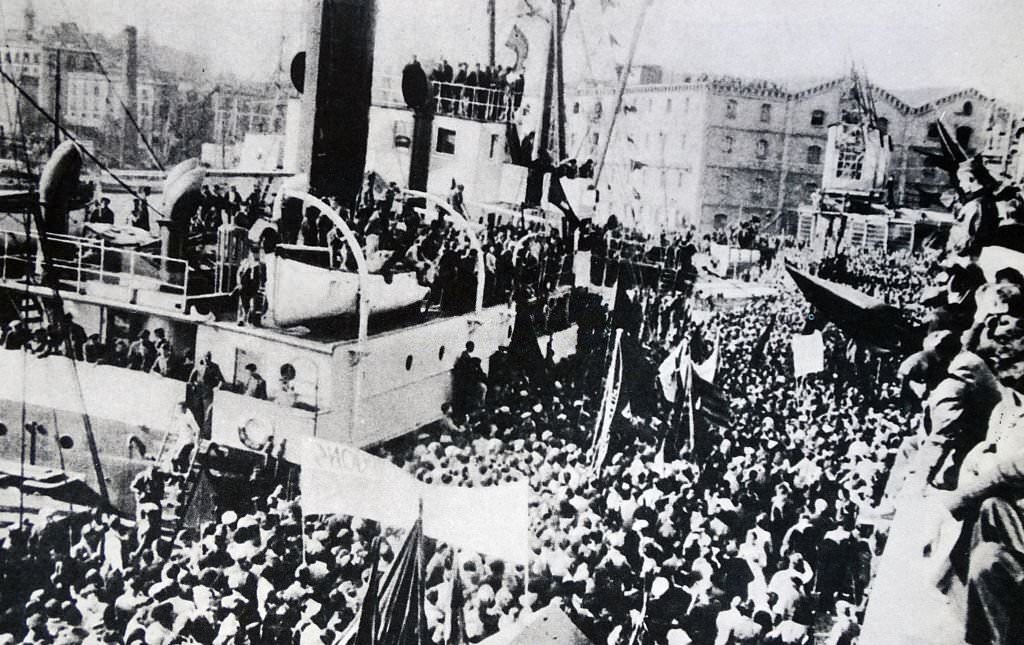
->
[[24, 0, 36, 38], [121, 25, 138, 167]]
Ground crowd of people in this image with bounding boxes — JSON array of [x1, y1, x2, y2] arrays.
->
[[1, 140, 1021, 643], [275, 179, 574, 316], [419, 58, 525, 122], [0, 227, 952, 644]]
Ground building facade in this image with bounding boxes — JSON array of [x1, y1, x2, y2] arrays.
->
[[567, 72, 1019, 233]]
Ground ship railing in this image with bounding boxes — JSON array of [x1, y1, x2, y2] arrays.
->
[[0, 228, 192, 312], [373, 75, 521, 123]]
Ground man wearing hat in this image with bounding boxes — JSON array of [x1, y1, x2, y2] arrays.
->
[[94, 198, 115, 225], [242, 363, 268, 400]]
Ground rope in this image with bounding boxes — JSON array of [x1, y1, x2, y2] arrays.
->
[[56, 0, 165, 171], [0, 68, 170, 220]]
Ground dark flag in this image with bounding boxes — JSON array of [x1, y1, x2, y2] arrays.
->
[[355, 538, 383, 645], [590, 330, 659, 472], [445, 555, 468, 645], [618, 333, 659, 419], [785, 263, 922, 353], [686, 363, 731, 455], [688, 324, 711, 366], [690, 365, 731, 427], [376, 518, 428, 645], [590, 330, 625, 472], [750, 315, 775, 368], [612, 276, 642, 337], [508, 303, 549, 387], [548, 174, 581, 229]]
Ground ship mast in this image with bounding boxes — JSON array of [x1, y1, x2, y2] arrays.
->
[[593, 0, 653, 189], [524, 0, 568, 206]]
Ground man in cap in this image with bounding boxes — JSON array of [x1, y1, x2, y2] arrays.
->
[[242, 363, 267, 400]]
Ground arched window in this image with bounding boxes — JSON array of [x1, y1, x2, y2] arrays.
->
[[956, 125, 974, 150], [760, 103, 771, 123], [927, 123, 940, 139], [725, 99, 737, 119], [756, 139, 769, 159], [714, 213, 728, 229], [722, 135, 734, 153], [811, 109, 826, 126], [962, 100, 973, 116], [877, 117, 889, 134], [806, 145, 822, 164]]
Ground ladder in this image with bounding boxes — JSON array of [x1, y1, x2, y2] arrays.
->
[[157, 440, 212, 546], [16, 293, 46, 326]]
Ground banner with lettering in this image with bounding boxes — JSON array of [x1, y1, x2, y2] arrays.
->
[[300, 437, 530, 562]]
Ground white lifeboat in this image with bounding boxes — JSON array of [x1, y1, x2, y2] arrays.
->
[[265, 188, 429, 328], [264, 252, 427, 326]]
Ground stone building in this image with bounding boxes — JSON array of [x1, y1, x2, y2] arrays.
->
[[567, 70, 1019, 233]]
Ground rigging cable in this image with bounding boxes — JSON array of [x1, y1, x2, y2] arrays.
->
[[0, 67, 170, 220], [0, 0, 38, 531], [56, 0, 165, 171]]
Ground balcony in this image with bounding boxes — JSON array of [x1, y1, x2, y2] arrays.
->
[[0, 228, 193, 313], [373, 75, 521, 124]]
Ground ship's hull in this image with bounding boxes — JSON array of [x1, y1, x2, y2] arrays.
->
[[0, 296, 579, 517], [0, 351, 181, 514]]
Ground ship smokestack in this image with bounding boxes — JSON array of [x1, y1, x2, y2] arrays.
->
[[297, 0, 377, 205], [121, 26, 138, 167]]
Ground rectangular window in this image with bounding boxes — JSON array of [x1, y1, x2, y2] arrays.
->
[[719, 174, 731, 193], [666, 98, 672, 113], [723, 135, 733, 153], [489, 134, 500, 159], [756, 139, 769, 159], [753, 177, 766, 200], [760, 103, 771, 123], [436, 127, 456, 154]]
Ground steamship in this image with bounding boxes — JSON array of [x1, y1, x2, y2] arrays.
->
[[0, 0, 590, 515]]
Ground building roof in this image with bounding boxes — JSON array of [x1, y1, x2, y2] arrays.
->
[[574, 72, 1016, 116]]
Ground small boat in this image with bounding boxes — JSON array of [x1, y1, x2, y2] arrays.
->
[[265, 251, 428, 326]]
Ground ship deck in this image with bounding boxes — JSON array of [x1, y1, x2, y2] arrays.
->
[[1, 273, 535, 353]]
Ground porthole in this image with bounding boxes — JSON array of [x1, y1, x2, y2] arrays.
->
[[59, 435, 74, 450]]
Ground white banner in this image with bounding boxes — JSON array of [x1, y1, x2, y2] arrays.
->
[[791, 331, 825, 378], [573, 251, 592, 288], [301, 438, 530, 562]]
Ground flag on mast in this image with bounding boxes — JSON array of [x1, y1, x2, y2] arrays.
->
[[444, 553, 468, 645], [590, 329, 624, 473], [354, 538, 383, 645], [505, 25, 530, 71], [376, 518, 427, 645]]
